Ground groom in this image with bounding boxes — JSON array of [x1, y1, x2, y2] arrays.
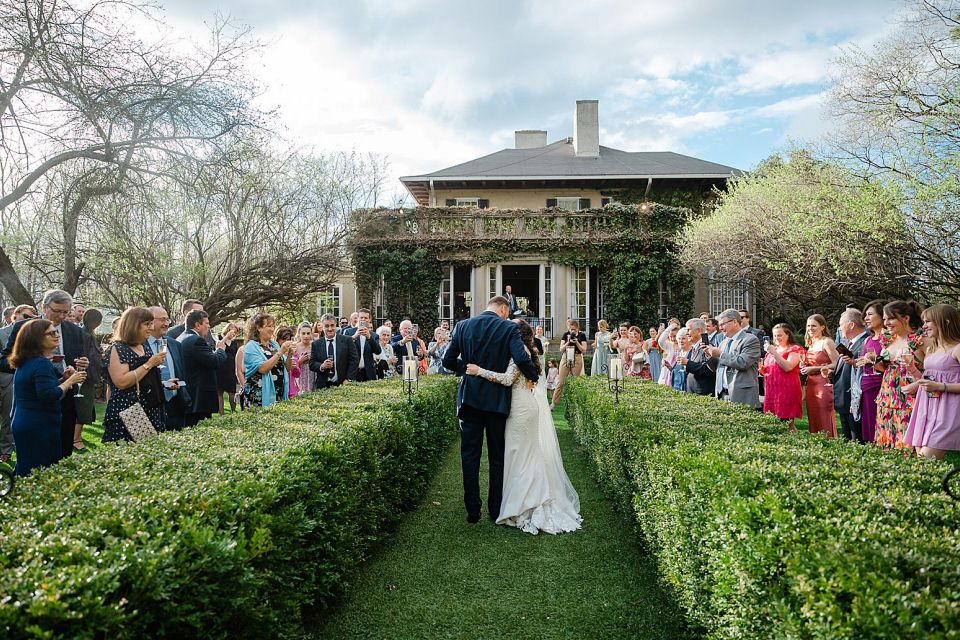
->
[[443, 296, 539, 523]]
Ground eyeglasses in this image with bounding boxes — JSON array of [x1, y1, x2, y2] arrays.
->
[[44, 330, 58, 337], [46, 308, 69, 316]]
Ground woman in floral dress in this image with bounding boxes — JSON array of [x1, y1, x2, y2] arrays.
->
[[624, 326, 649, 379], [874, 300, 925, 450]]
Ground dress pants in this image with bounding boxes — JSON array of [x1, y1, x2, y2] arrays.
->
[[838, 410, 863, 443], [458, 404, 507, 521], [185, 412, 211, 428], [551, 353, 584, 406], [355, 366, 375, 382], [0, 376, 14, 455], [58, 389, 77, 460]]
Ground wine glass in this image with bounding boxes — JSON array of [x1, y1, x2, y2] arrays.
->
[[156, 338, 167, 370], [74, 359, 87, 398]]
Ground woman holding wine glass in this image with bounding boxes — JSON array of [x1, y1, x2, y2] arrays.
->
[[216, 322, 241, 414]]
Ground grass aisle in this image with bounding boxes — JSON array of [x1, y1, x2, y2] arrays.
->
[[313, 403, 694, 640]]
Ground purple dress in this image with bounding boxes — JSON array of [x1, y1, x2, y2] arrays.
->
[[860, 335, 883, 443], [903, 351, 960, 451]]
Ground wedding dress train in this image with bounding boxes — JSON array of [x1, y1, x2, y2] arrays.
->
[[477, 360, 582, 535]]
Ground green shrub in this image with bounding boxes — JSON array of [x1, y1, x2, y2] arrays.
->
[[0, 377, 458, 639], [565, 378, 960, 639]]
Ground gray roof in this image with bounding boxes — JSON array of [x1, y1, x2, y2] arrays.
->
[[400, 139, 741, 181]]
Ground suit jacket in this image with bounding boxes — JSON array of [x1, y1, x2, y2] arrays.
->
[[177, 329, 226, 414], [745, 326, 766, 345], [0, 318, 84, 375], [0, 324, 14, 388], [717, 330, 762, 408], [442, 310, 538, 417], [506, 293, 520, 314], [168, 323, 216, 347], [348, 332, 382, 380], [684, 342, 717, 396], [310, 334, 358, 389], [391, 333, 426, 362], [834, 332, 868, 414]]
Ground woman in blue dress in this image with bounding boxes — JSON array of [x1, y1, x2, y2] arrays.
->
[[590, 320, 612, 376], [9, 319, 87, 476]]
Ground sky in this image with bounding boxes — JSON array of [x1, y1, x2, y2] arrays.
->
[[153, 0, 903, 202]]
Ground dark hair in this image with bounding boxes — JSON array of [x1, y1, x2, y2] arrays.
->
[[863, 299, 886, 319], [81, 308, 103, 332], [185, 309, 209, 330], [9, 319, 52, 369], [2, 306, 13, 320], [356, 308, 371, 316], [883, 300, 924, 330], [115, 307, 155, 345], [739, 309, 751, 319], [245, 313, 276, 342], [181, 299, 202, 314], [515, 320, 542, 378], [771, 323, 796, 346], [276, 325, 295, 343]]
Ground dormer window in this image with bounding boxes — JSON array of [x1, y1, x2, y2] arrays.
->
[[445, 197, 489, 208]]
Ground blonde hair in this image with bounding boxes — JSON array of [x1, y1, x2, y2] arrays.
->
[[922, 304, 960, 352], [805, 314, 828, 347], [598, 319, 609, 331]]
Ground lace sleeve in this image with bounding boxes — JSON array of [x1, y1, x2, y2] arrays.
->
[[476, 361, 520, 386]]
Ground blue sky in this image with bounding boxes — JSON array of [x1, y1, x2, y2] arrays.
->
[[156, 0, 903, 200]]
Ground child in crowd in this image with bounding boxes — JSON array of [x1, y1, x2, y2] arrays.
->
[[546, 360, 559, 391]]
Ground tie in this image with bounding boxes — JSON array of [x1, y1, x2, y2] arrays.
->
[[358, 336, 365, 369], [54, 326, 65, 374], [715, 338, 733, 396]]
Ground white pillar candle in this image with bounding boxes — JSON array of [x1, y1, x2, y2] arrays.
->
[[609, 357, 623, 381], [404, 358, 418, 381]]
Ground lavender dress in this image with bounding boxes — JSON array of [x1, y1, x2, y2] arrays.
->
[[903, 351, 960, 451]]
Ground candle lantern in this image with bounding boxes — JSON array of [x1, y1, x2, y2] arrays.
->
[[608, 356, 624, 404], [402, 356, 419, 403]]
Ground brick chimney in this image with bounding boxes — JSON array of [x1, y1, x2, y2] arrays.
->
[[515, 130, 547, 149], [573, 100, 599, 157]]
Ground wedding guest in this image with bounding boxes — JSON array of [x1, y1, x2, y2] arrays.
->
[[550, 320, 587, 408], [610, 323, 629, 355], [8, 319, 86, 475], [349, 309, 381, 381], [428, 327, 452, 374], [178, 310, 228, 426], [290, 322, 316, 395], [624, 326, 648, 378], [391, 320, 426, 371], [0, 304, 36, 463], [874, 300, 925, 450], [672, 328, 690, 391], [546, 360, 559, 391], [339, 312, 359, 336], [708, 308, 762, 408], [146, 306, 190, 431], [800, 314, 839, 437], [903, 304, 960, 459], [413, 325, 429, 375], [216, 322, 241, 414], [242, 313, 295, 408], [374, 325, 397, 379], [311, 314, 358, 389], [102, 307, 166, 442], [1, 290, 88, 460], [591, 319, 611, 376], [312, 320, 324, 341], [855, 300, 887, 443], [739, 309, 765, 344], [533, 325, 547, 370], [1, 306, 13, 326], [680, 318, 716, 395], [761, 323, 805, 430], [657, 322, 680, 386], [646, 326, 663, 382], [338, 317, 350, 332], [166, 299, 203, 340], [828, 309, 869, 442], [72, 308, 104, 451], [705, 317, 724, 348]]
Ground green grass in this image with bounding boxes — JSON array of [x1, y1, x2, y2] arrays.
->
[[312, 402, 695, 640]]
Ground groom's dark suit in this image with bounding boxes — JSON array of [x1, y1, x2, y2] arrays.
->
[[443, 310, 538, 522]]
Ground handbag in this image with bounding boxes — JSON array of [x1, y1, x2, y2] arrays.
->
[[120, 378, 158, 442]]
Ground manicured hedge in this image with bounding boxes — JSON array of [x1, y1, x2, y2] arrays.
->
[[0, 377, 458, 639], [565, 378, 960, 639]]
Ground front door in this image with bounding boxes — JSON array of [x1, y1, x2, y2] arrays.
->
[[501, 264, 540, 316]]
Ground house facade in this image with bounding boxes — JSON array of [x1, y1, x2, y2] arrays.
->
[[327, 100, 750, 336]]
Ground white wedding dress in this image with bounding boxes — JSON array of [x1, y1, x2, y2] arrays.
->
[[477, 360, 582, 535]]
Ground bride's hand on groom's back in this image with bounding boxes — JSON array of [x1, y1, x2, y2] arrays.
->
[[465, 364, 480, 375]]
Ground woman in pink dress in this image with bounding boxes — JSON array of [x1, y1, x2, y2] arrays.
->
[[903, 304, 960, 459], [761, 323, 805, 431], [288, 322, 315, 397], [657, 323, 679, 386], [855, 300, 886, 443], [800, 314, 839, 437], [624, 326, 649, 379]]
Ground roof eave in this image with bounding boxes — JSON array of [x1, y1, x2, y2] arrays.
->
[[400, 173, 738, 182]]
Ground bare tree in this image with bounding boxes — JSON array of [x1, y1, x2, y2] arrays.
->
[[0, 0, 262, 302]]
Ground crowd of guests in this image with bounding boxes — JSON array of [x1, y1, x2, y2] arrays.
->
[[0, 294, 463, 478], [588, 303, 959, 461]]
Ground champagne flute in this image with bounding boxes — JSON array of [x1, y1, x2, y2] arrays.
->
[[74, 359, 87, 398], [156, 338, 168, 370]]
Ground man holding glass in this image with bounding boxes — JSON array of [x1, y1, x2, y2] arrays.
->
[[148, 307, 192, 431], [0, 290, 88, 460]]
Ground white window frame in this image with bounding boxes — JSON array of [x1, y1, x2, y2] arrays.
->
[[569, 266, 589, 329], [317, 285, 342, 319], [555, 196, 584, 211], [439, 266, 453, 322], [455, 197, 481, 207]]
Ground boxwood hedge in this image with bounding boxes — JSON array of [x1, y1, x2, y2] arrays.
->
[[565, 378, 960, 639], [0, 377, 458, 639]]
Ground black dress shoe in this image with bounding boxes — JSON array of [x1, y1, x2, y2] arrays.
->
[[466, 513, 480, 524]]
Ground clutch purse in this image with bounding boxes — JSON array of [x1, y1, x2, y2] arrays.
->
[[120, 379, 158, 442]]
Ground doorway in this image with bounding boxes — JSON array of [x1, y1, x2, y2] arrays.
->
[[501, 265, 540, 316]]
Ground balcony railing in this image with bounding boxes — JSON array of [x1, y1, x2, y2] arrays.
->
[[350, 207, 639, 244]]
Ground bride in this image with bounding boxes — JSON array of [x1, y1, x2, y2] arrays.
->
[[466, 320, 582, 535]]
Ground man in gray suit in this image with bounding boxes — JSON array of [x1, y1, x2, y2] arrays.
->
[[827, 308, 869, 443], [0, 304, 37, 463], [707, 308, 762, 408]]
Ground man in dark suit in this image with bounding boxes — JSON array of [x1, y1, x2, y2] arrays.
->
[[391, 319, 425, 373], [739, 309, 766, 344], [0, 290, 88, 460], [344, 308, 381, 382], [442, 296, 538, 524], [310, 314, 358, 389], [166, 299, 203, 341], [177, 310, 227, 427], [828, 308, 870, 443], [147, 307, 192, 431], [680, 318, 717, 395], [504, 285, 521, 317]]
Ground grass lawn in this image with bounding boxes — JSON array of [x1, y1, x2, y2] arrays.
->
[[311, 402, 695, 640]]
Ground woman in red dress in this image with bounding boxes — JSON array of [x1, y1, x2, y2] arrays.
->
[[761, 323, 805, 431], [800, 314, 840, 437]]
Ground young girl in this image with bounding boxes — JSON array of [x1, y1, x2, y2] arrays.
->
[[546, 360, 559, 391]]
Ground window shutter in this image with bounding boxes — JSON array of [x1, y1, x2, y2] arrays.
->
[[601, 197, 610, 206], [445, 199, 456, 206], [546, 198, 558, 208], [478, 199, 489, 209], [579, 198, 591, 210]]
